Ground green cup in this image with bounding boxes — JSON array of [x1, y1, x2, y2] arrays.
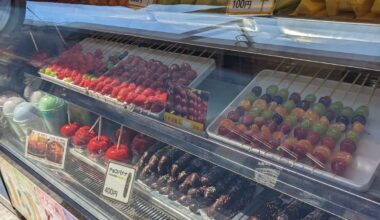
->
[[38, 95, 67, 135], [39, 103, 67, 135]]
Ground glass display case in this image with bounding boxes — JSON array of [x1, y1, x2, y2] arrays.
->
[[0, 0, 380, 219]]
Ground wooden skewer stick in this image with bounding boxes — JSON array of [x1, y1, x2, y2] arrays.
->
[[286, 65, 305, 89], [97, 117, 102, 140], [277, 64, 297, 86], [329, 70, 350, 96], [300, 69, 322, 95], [261, 59, 286, 83], [278, 146, 298, 159], [342, 73, 362, 101], [89, 117, 100, 133], [313, 69, 334, 94], [67, 108, 71, 125], [225, 126, 274, 151], [366, 74, 380, 106], [306, 153, 325, 169], [352, 73, 370, 105], [117, 125, 123, 150]]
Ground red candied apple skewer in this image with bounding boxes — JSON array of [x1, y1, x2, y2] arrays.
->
[[105, 125, 132, 163], [87, 117, 113, 161], [60, 108, 79, 138]]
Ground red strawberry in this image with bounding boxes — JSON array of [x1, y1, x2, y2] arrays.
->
[[117, 87, 129, 102], [101, 85, 113, 95], [133, 95, 147, 106], [142, 88, 155, 97], [110, 79, 121, 86], [111, 86, 122, 98], [95, 82, 105, 92], [125, 93, 137, 103]]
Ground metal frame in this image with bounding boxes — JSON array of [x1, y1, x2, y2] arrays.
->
[[38, 76, 380, 220]]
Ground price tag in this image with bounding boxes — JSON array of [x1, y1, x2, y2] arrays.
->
[[227, 0, 275, 15], [128, 0, 154, 8], [102, 161, 136, 203], [164, 112, 205, 134], [253, 161, 281, 188]]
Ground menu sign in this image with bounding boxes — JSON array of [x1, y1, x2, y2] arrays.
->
[[227, 0, 275, 15], [25, 130, 68, 169], [102, 161, 136, 203]]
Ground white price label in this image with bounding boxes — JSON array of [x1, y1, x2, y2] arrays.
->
[[102, 161, 136, 203], [253, 161, 281, 188], [227, 0, 275, 15], [128, 0, 154, 7]]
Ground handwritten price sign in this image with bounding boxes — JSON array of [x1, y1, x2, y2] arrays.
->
[[227, 0, 275, 15]]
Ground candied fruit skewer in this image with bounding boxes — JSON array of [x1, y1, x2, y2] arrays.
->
[[341, 72, 362, 101]]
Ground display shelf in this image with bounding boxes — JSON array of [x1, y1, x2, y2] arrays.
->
[[0, 137, 178, 220], [39, 74, 380, 220], [24, 1, 380, 71]]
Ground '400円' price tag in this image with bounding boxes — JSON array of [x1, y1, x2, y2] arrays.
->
[[102, 161, 136, 203], [128, 0, 154, 8], [227, 0, 275, 15]]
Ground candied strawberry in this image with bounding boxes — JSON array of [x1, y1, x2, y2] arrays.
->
[[142, 88, 155, 97], [133, 95, 147, 106], [135, 86, 144, 94], [95, 82, 106, 92], [127, 83, 137, 91], [111, 86, 122, 98], [157, 92, 168, 103], [56, 71, 65, 80], [83, 79, 92, 88], [110, 79, 121, 86], [73, 75, 83, 85], [104, 77, 113, 84], [125, 93, 137, 103], [88, 80, 99, 90], [101, 85, 113, 95], [117, 87, 129, 102]]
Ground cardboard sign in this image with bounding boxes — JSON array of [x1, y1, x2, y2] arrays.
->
[[102, 161, 136, 203], [165, 84, 209, 134], [227, 0, 275, 15], [0, 156, 77, 220], [25, 130, 68, 169]]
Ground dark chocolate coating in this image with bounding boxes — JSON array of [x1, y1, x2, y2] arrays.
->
[[170, 154, 194, 177], [302, 209, 330, 220], [256, 198, 285, 220], [179, 173, 201, 193], [200, 166, 226, 186], [278, 200, 314, 219], [137, 144, 161, 173], [157, 148, 183, 175]]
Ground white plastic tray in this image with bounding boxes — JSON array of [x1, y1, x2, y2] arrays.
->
[[40, 38, 215, 119], [207, 69, 380, 191]]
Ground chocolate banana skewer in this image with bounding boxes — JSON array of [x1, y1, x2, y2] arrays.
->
[[207, 178, 246, 217], [139, 146, 170, 179], [177, 159, 209, 184], [200, 166, 226, 186], [170, 154, 195, 177], [157, 148, 183, 175], [137, 144, 162, 174]]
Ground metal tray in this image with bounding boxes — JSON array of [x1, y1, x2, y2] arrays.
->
[[68, 148, 259, 220], [207, 69, 380, 191]]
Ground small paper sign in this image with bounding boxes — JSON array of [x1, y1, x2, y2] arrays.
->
[[128, 0, 154, 8], [226, 0, 275, 15], [25, 130, 68, 169], [102, 161, 136, 203], [165, 84, 209, 134]]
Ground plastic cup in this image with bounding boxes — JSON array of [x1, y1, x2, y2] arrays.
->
[[3, 97, 25, 140], [38, 95, 67, 135], [39, 103, 66, 135], [13, 102, 46, 143]]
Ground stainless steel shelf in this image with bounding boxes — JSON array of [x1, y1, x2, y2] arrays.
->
[[40, 78, 380, 220]]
